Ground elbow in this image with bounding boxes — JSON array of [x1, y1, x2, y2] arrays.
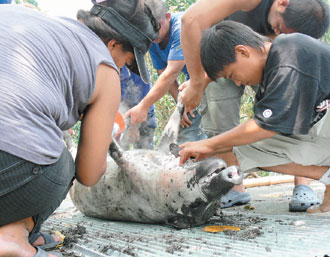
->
[[76, 167, 106, 187], [181, 12, 194, 30]]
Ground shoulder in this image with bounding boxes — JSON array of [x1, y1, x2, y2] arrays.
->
[[170, 12, 184, 32], [90, 64, 120, 104], [171, 12, 184, 22], [273, 33, 314, 48], [269, 33, 322, 64]]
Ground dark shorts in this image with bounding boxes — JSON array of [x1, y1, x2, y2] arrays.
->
[[0, 147, 75, 234]]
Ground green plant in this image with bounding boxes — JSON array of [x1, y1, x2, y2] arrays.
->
[[15, 0, 39, 8], [165, 0, 197, 12]]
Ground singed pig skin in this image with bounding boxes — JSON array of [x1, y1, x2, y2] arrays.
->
[[70, 142, 243, 229]]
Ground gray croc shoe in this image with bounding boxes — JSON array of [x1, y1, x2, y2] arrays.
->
[[220, 189, 251, 208], [29, 232, 62, 250], [34, 246, 63, 257], [289, 185, 320, 212]]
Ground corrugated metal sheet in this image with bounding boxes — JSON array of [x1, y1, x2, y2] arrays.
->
[[41, 182, 330, 256], [43, 210, 330, 257]]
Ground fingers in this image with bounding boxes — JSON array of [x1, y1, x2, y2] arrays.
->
[[188, 110, 195, 118], [180, 86, 201, 112], [180, 111, 192, 128], [124, 107, 147, 126], [179, 150, 191, 165], [179, 143, 198, 165], [123, 110, 131, 120], [178, 80, 189, 91]]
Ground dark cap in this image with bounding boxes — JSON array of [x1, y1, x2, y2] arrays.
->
[[90, 0, 158, 83]]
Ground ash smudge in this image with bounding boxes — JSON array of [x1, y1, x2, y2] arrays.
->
[[62, 223, 87, 247]]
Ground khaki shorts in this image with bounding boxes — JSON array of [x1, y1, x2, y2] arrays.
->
[[201, 78, 244, 137], [234, 110, 330, 172]]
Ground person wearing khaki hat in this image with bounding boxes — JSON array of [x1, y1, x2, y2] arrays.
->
[[0, 1, 158, 256]]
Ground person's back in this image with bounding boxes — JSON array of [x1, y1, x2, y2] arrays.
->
[[255, 33, 330, 135], [0, 5, 116, 164], [227, 0, 274, 35]]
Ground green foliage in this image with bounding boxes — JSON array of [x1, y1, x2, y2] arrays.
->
[[15, 0, 39, 8], [240, 87, 255, 124], [321, 32, 330, 44], [154, 93, 176, 146], [72, 122, 81, 145], [165, 0, 197, 12]]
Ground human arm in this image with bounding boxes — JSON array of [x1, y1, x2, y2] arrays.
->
[[125, 59, 185, 125], [179, 118, 275, 165], [75, 64, 121, 186], [179, 74, 212, 127], [180, 0, 261, 111], [169, 80, 179, 102]]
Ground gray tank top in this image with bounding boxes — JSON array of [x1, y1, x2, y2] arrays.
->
[[0, 5, 118, 164]]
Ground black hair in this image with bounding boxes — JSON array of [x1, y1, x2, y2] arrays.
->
[[77, 0, 160, 52], [281, 0, 330, 39], [200, 20, 268, 81]]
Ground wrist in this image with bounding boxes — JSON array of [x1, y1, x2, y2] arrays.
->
[[138, 101, 151, 113], [189, 78, 205, 91]]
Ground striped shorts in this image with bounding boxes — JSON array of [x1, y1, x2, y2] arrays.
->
[[0, 147, 75, 234]]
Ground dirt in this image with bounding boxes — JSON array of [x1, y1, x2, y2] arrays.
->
[[62, 224, 87, 247], [45, 212, 267, 256], [101, 245, 137, 257]]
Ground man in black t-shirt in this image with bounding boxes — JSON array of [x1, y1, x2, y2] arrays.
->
[[180, 0, 330, 211], [179, 21, 330, 214]]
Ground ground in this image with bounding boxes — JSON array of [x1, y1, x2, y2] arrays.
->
[[42, 181, 330, 257]]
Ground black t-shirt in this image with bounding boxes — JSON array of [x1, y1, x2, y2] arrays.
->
[[254, 33, 330, 135], [227, 0, 274, 35]]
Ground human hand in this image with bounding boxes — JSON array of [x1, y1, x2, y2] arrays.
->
[[124, 104, 148, 125], [179, 139, 215, 165], [180, 108, 195, 128], [179, 81, 204, 112], [178, 80, 189, 91]]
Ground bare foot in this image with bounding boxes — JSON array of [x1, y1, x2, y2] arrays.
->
[[0, 236, 35, 257], [307, 185, 330, 213], [0, 236, 60, 257], [31, 233, 61, 248]]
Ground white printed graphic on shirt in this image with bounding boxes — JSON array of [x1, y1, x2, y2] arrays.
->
[[263, 109, 272, 118]]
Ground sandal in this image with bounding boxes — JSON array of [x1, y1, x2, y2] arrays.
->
[[34, 246, 63, 257], [289, 185, 320, 212], [29, 232, 62, 250], [220, 189, 251, 208]]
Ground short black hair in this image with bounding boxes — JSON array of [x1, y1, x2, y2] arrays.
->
[[282, 0, 330, 39], [200, 20, 268, 81]]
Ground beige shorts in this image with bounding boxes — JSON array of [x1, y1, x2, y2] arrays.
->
[[201, 78, 244, 137], [234, 110, 330, 172]]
